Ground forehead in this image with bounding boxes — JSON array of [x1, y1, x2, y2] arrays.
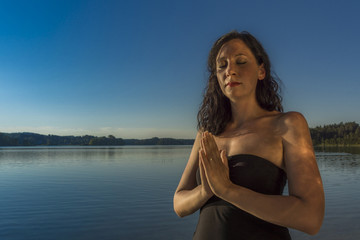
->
[[216, 39, 253, 60]]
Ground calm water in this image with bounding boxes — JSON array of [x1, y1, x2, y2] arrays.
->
[[0, 146, 359, 240]]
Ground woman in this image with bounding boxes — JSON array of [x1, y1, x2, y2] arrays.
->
[[173, 31, 324, 239]]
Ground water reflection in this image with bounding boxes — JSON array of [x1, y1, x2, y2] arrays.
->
[[0, 146, 359, 240], [315, 146, 360, 154], [0, 145, 192, 168], [314, 147, 360, 176]]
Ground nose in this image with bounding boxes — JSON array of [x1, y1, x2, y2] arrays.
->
[[225, 62, 236, 77]]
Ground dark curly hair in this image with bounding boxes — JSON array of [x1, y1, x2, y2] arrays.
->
[[197, 30, 283, 135]]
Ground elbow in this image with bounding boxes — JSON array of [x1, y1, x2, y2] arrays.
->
[[303, 224, 321, 236], [304, 223, 321, 236], [310, 215, 324, 235], [302, 211, 324, 235], [299, 192, 325, 235], [173, 195, 186, 218], [173, 203, 188, 218], [307, 202, 325, 235], [173, 189, 200, 218], [174, 208, 186, 218]]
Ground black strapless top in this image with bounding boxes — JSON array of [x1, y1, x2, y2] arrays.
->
[[193, 154, 291, 240]]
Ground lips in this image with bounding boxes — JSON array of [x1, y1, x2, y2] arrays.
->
[[226, 82, 241, 87]]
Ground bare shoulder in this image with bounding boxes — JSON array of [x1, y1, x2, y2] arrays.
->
[[274, 111, 315, 165], [277, 111, 308, 127], [274, 111, 310, 137], [276, 111, 315, 171], [277, 113, 324, 233]]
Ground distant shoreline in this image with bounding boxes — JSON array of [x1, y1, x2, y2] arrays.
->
[[0, 132, 194, 146], [1, 121, 360, 147], [314, 144, 360, 147]]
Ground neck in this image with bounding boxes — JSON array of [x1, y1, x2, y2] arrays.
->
[[229, 97, 266, 128]]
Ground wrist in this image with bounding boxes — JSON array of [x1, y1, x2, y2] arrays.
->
[[216, 180, 235, 199], [200, 186, 213, 200]]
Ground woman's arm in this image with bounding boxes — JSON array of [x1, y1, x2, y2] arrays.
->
[[200, 112, 325, 235], [173, 131, 213, 217]]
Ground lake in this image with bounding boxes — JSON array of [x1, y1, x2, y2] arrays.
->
[[0, 145, 359, 240]]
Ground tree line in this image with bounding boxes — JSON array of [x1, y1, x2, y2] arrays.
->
[[310, 122, 360, 146], [1, 122, 359, 147], [0, 132, 194, 146]]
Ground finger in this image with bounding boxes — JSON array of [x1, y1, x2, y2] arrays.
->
[[220, 150, 229, 169], [200, 134, 206, 155], [199, 150, 205, 182], [202, 133, 215, 159], [201, 137, 206, 152], [204, 132, 219, 156], [207, 132, 219, 152], [202, 131, 207, 144], [202, 133, 212, 155], [199, 148, 207, 165], [199, 149, 210, 179], [203, 133, 220, 163]]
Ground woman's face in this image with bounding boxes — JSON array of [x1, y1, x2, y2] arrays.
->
[[216, 39, 265, 101]]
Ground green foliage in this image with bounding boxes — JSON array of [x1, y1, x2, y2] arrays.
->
[[0, 133, 194, 146], [3, 122, 360, 147], [88, 136, 124, 146], [310, 122, 360, 146], [0, 133, 124, 146], [0, 133, 19, 146], [2, 122, 359, 147]]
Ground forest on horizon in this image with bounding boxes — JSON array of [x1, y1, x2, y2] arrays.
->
[[1, 121, 359, 147], [310, 121, 360, 146], [0, 132, 194, 146]]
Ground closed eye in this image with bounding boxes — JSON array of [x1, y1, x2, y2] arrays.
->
[[217, 61, 227, 69]]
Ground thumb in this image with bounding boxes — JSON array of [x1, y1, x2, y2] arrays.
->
[[199, 150, 207, 181], [220, 150, 228, 169]]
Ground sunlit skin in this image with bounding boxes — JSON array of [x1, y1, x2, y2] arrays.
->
[[174, 39, 325, 235], [216, 39, 265, 103]]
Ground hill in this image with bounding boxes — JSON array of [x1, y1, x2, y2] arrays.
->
[[1, 121, 359, 147], [0, 132, 194, 146]]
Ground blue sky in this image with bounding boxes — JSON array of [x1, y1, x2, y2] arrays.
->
[[1, 0, 359, 138]]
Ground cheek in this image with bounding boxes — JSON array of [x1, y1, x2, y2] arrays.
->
[[216, 78, 226, 94], [216, 72, 224, 83]]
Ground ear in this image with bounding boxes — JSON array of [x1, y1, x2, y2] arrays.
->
[[258, 63, 266, 80]]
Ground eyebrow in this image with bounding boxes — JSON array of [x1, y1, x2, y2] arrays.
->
[[216, 53, 247, 62]]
